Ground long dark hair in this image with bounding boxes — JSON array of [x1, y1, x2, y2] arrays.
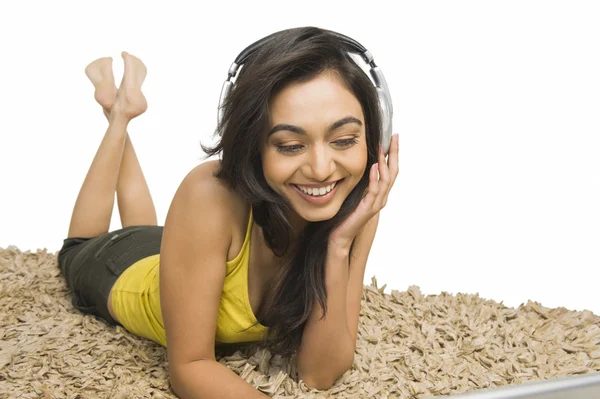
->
[[200, 26, 382, 357]]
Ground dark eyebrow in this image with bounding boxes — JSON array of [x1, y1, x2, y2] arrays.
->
[[267, 116, 363, 137]]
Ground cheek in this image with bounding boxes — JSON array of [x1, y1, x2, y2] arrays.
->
[[263, 155, 291, 185], [350, 147, 369, 177]]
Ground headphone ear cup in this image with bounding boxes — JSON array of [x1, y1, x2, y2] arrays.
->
[[377, 88, 393, 156]]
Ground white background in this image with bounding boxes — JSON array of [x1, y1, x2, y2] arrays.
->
[[1, 1, 598, 314]]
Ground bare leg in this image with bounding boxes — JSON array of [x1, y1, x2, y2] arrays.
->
[[87, 59, 158, 229], [66, 52, 148, 239]]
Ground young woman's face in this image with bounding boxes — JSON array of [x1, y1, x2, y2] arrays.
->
[[261, 70, 368, 231]]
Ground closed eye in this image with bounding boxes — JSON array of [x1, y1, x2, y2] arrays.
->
[[276, 138, 359, 154]]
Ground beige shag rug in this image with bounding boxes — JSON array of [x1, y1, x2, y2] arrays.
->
[[1, 246, 599, 398]]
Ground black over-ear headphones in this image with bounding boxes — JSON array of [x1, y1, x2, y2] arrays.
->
[[217, 28, 394, 156]]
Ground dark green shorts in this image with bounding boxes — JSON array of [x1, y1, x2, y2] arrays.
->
[[57, 225, 163, 326]]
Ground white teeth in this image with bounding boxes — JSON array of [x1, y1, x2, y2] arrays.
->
[[297, 181, 337, 196]]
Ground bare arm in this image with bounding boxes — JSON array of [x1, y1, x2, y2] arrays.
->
[[171, 360, 269, 399], [346, 213, 379, 344], [161, 162, 270, 398], [295, 246, 355, 390], [296, 213, 380, 390]]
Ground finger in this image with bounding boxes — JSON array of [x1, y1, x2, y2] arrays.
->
[[389, 134, 399, 179], [379, 143, 391, 183], [363, 163, 380, 207], [380, 135, 399, 207], [376, 144, 391, 207]]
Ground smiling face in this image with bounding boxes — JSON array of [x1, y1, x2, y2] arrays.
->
[[261, 70, 368, 234]]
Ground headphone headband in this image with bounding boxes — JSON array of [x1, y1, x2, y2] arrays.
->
[[217, 28, 394, 155]]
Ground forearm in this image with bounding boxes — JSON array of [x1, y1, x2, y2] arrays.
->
[[170, 359, 269, 399], [296, 247, 355, 389]]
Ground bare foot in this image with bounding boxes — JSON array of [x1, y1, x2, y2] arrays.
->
[[112, 51, 148, 120], [85, 57, 117, 112]]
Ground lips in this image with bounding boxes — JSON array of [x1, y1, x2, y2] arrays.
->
[[291, 179, 343, 205], [294, 181, 337, 195]]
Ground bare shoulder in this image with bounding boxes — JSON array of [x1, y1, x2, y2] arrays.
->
[[184, 159, 243, 211], [182, 159, 249, 252], [186, 159, 229, 191]]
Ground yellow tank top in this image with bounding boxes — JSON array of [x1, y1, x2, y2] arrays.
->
[[110, 208, 268, 347]]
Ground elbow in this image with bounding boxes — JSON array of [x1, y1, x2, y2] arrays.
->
[[300, 373, 337, 391], [168, 376, 183, 398], [168, 372, 187, 399], [299, 354, 354, 391], [168, 365, 195, 399]]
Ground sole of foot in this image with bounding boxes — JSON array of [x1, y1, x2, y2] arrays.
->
[[111, 52, 148, 120], [85, 57, 117, 111]]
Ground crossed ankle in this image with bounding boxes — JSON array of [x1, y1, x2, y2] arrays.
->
[[108, 111, 132, 125]]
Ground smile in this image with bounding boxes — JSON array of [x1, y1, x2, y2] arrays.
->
[[292, 179, 343, 205]]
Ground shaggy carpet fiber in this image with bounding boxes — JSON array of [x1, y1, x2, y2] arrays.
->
[[1, 246, 599, 398]]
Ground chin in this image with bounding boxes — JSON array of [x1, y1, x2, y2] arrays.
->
[[299, 209, 338, 222], [286, 184, 346, 222]]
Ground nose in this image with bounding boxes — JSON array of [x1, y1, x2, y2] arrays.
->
[[302, 144, 336, 181]]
